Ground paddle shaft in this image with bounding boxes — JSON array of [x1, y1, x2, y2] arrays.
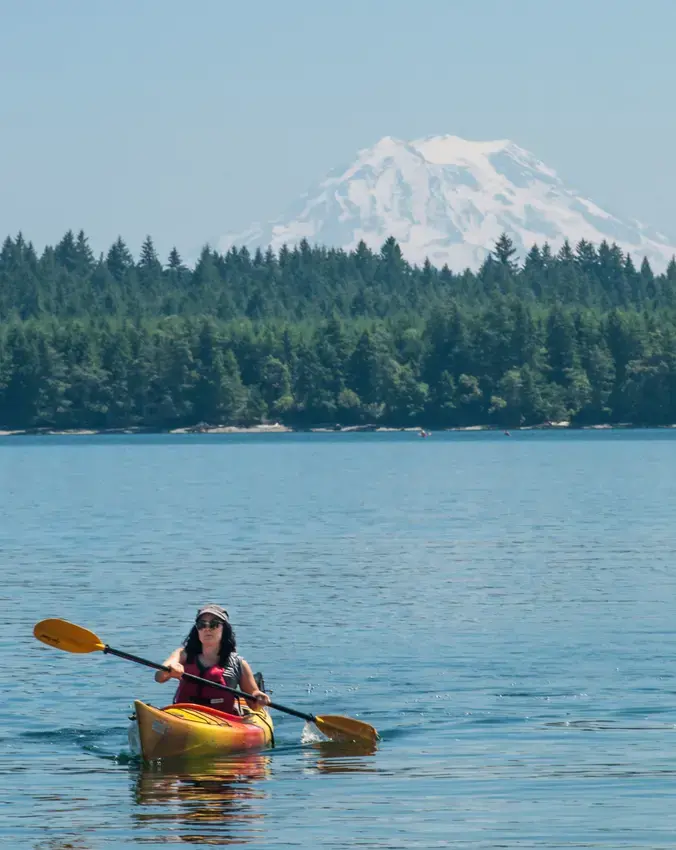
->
[[104, 645, 315, 723]]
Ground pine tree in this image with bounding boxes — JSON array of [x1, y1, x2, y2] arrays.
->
[[75, 231, 95, 274], [492, 233, 519, 271], [138, 236, 163, 295], [167, 247, 184, 270], [546, 307, 578, 385], [106, 237, 134, 282], [139, 236, 161, 272]]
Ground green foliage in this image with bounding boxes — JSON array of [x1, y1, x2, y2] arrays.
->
[[0, 230, 676, 429]]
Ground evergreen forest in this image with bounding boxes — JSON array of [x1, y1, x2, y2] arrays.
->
[[1, 229, 676, 431]]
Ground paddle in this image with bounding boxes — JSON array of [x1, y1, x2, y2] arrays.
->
[[33, 618, 379, 745]]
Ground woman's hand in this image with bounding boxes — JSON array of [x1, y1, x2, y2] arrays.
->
[[166, 662, 184, 680], [155, 662, 184, 683], [250, 689, 271, 706]]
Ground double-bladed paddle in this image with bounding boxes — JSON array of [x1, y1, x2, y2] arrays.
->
[[33, 618, 379, 745]]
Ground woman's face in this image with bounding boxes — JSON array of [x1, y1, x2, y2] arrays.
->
[[195, 617, 223, 649]]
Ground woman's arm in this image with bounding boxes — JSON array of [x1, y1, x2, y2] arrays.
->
[[154, 647, 186, 683], [239, 658, 271, 705]]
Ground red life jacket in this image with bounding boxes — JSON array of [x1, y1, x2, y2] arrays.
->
[[173, 658, 238, 715]]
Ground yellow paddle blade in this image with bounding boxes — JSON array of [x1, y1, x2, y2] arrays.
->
[[33, 619, 106, 654], [314, 714, 380, 745]]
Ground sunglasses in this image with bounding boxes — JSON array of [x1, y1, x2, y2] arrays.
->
[[196, 619, 222, 630]]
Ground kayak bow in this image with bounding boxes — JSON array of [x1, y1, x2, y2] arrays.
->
[[129, 699, 275, 760]]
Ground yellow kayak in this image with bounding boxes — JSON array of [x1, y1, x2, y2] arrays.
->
[[129, 699, 275, 761]]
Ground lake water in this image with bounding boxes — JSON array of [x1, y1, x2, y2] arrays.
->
[[2, 430, 676, 848]]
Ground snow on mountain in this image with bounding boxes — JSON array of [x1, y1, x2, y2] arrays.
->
[[219, 134, 676, 272]]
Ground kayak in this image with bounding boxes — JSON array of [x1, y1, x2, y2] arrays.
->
[[128, 699, 275, 761], [33, 619, 379, 750]]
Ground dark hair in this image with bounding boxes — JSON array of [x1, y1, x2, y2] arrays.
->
[[184, 619, 237, 666]]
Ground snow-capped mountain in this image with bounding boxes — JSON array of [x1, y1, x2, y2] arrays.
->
[[219, 134, 676, 272]]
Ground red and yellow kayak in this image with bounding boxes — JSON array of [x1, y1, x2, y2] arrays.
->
[[129, 699, 275, 761]]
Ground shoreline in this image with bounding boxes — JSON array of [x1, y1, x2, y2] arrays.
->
[[1, 421, 675, 437]]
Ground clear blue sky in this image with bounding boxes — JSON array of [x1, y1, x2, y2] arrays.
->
[[2, 0, 675, 260]]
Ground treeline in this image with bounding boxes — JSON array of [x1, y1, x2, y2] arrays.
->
[[2, 230, 676, 322], [1, 229, 676, 430]]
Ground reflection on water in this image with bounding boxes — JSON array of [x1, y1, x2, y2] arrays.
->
[[132, 753, 271, 845], [131, 741, 380, 844], [303, 739, 379, 775], [33, 839, 95, 850]]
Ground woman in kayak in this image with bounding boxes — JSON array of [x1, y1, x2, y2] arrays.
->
[[154, 604, 270, 714]]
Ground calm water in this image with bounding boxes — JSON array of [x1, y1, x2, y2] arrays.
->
[[2, 430, 676, 848]]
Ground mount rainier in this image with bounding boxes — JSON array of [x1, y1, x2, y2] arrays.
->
[[220, 134, 676, 272]]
